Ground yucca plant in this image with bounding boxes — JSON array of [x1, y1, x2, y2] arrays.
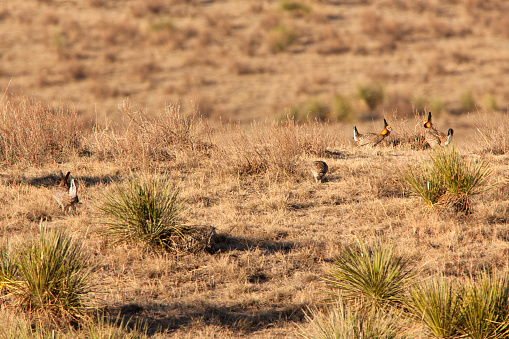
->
[[0, 226, 93, 319], [324, 239, 416, 309], [457, 272, 509, 339], [400, 161, 445, 207], [298, 300, 405, 339], [401, 148, 493, 213], [408, 277, 463, 338], [97, 173, 187, 251]]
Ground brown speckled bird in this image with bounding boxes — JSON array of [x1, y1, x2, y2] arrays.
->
[[423, 112, 454, 149], [353, 118, 392, 147], [53, 171, 79, 213], [310, 160, 328, 183]]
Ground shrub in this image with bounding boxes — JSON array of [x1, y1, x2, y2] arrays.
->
[[325, 239, 415, 310], [358, 83, 384, 111], [299, 301, 405, 339], [97, 173, 187, 251], [409, 277, 462, 338], [0, 226, 93, 319], [401, 148, 493, 212]]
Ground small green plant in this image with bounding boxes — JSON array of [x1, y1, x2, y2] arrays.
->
[[98, 173, 187, 251], [325, 239, 415, 309], [280, 0, 311, 15], [457, 272, 509, 339], [0, 226, 93, 319], [409, 277, 463, 338], [401, 148, 493, 212], [299, 301, 405, 339], [150, 17, 175, 31], [460, 90, 476, 112], [358, 83, 384, 111], [333, 94, 353, 121], [269, 24, 297, 53]]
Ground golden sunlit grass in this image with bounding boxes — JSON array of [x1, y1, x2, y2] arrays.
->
[[0, 95, 507, 337], [1, 0, 509, 336]]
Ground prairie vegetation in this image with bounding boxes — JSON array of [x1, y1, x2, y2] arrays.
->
[[0, 0, 509, 337], [1, 0, 509, 123], [0, 94, 508, 337]]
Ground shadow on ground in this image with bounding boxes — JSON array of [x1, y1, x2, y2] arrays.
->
[[106, 300, 308, 336]]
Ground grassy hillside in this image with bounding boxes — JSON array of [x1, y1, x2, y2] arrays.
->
[[0, 95, 508, 337], [1, 0, 509, 123]]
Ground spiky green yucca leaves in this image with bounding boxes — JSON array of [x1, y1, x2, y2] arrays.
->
[[299, 301, 405, 339], [325, 240, 415, 309], [400, 162, 445, 207], [98, 174, 186, 251], [0, 227, 93, 319], [409, 278, 462, 338], [431, 148, 492, 197], [402, 148, 493, 212], [458, 273, 509, 339]]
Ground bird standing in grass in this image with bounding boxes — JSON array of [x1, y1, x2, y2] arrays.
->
[[423, 112, 454, 149], [53, 171, 79, 213], [353, 118, 392, 147], [310, 160, 328, 183]]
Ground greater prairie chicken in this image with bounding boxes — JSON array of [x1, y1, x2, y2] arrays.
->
[[310, 160, 328, 183], [53, 171, 79, 213], [423, 112, 454, 149], [353, 118, 392, 147]]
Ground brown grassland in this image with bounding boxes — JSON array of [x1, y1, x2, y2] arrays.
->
[[1, 0, 509, 338]]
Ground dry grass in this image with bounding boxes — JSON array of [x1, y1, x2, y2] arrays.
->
[[0, 96, 507, 337], [1, 0, 509, 336], [2, 0, 509, 123]]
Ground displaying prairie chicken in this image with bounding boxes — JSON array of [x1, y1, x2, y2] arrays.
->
[[53, 171, 79, 213], [423, 112, 454, 149], [310, 160, 328, 183], [353, 118, 392, 147]]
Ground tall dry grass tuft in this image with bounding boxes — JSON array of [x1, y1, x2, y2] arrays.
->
[[216, 119, 334, 177], [0, 95, 83, 165], [87, 99, 211, 167], [473, 112, 509, 155]]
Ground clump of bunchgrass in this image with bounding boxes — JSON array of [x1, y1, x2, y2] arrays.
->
[[401, 147, 493, 213], [408, 277, 463, 338], [0, 226, 94, 320], [0, 94, 83, 165], [324, 239, 416, 310], [298, 300, 405, 339], [97, 173, 187, 251], [457, 272, 509, 339]]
